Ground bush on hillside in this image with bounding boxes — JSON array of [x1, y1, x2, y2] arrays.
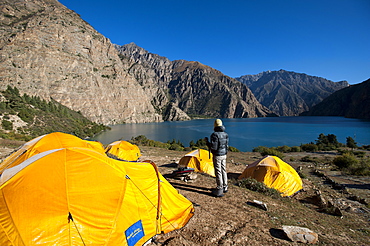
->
[[190, 138, 207, 150], [168, 143, 184, 151], [301, 143, 318, 152], [333, 153, 359, 169], [253, 146, 284, 159], [1, 120, 13, 130], [346, 159, 370, 176], [228, 146, 240, 152], [131, 135, 170, 149], [346, 136, 357, 149], [333, 152, 370, 176], [252, 146, 268, 153], [290, 146, 301, 152], [276, 145, 291, 153], [238, 178, 281, 198]]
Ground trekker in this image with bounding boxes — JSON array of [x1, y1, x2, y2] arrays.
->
[[205, 119, 229, 197]]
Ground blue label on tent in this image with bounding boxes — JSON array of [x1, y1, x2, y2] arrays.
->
[[125, 220, 145, 246]]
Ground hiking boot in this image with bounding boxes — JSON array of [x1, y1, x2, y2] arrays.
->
[[211, 188, 224, 197], [223, 188, 228, 193]]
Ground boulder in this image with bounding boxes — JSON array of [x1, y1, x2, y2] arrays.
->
[[282, 225, 318, 244]]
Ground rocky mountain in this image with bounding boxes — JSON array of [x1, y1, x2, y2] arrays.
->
[[0, 0, 274, 125], [0, 0, 161, 125], [116, 43, 275, 119], [300, 78, 370, 119], [236, 70, 349, 116]]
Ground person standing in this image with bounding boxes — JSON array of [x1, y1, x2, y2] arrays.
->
[[205, 119, 229, 197]]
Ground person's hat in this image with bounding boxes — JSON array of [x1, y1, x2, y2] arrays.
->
[[214, 119, 223, 127]]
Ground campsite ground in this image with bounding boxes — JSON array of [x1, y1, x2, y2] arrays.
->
[[1, 142, 369, 245], [138, 146, 370, 246]]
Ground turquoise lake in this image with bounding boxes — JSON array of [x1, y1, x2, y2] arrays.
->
[[93, 116, 370, 152]]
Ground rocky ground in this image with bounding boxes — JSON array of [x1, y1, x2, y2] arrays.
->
[[138, 146, 370, 246], [1, 142, 369, 245]]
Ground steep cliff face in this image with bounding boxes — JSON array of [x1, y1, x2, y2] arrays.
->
[[0, 0, 161, 124], [116, 43, 275, 119], [236, 70, 349, 116], [301, 79, 370, 119], [114, 43, 173, 116], [170, 60, 274, 118]]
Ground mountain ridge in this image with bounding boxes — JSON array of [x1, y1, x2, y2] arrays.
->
[[300, 78, 370, 119], [236, 70, 349, 116], [116, 43, 275, 119]]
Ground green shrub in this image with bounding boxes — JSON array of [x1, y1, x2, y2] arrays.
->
[[228, 146, 240, 152], [333, 153, 359, 169], [290, 146, 301, 152], [301, 143, 318, 152], [346, 159, 370, 176], [277, 145, 291, 153], [346, 136, 357, 149], [190, 138, 208, 150], [253, 146, 284, 159], [260, 148, 284, 159], [238, 178, 281, 198], [252, 146, 268, 153], [353, 151, 366, 158], [169, 143, 184, 151], [2, 120, 13, 130], [131, 135, 171, 149]]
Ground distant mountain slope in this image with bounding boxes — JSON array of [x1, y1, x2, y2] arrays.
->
[[0, 0, 161, 125], [0, 85, 107, 140], [235, 70, 349, 116], [300, 79, 370, 119], [116, 43, 275, 119]]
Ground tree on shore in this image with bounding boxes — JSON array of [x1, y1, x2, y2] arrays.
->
[[346, 136, 357, 149]]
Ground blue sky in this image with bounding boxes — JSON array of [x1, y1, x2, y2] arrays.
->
[[58, 0, 369, 85]]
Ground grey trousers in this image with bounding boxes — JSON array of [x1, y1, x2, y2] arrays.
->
[[213, 155, 228, 190]]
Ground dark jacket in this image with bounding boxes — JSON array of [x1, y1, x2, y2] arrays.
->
[[207, 125, 229, 156]]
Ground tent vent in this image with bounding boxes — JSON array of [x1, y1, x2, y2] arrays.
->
[[68, 212, 74, 222]]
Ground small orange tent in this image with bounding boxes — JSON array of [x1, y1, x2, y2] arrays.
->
[[0, 133, 194, 245], [105, 140, 141, 161], [178, 149, 215, 177], [238, 155, 303, 197]]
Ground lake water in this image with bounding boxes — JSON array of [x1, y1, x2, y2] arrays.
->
[[93, 116, 370, 152]]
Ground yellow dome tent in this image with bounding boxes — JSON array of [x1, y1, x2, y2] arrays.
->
[[0, 132, 105, 174], [178, 149, 215, 177], [0, 134, 194, 245], [105, 140, 141, 161], [238, 155, 303, 197]]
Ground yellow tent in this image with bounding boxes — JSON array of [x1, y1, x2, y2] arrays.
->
[[238, 155, 303, 197], [178, 149, 215, 177], [0, 136, 194, 245], [0, 132, 105, 174], [105, 140, 142, 161]]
